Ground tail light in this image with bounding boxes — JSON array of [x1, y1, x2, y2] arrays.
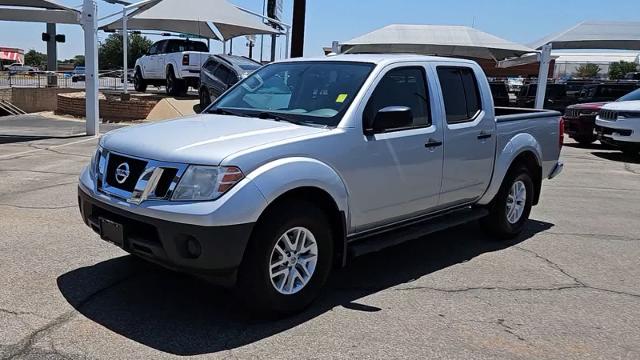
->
[[559, 117, 565, 150], [182, 54, 189, 66]]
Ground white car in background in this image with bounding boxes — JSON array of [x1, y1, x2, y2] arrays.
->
[[596, 100, 640, 156], [133, 38, 210, 96]]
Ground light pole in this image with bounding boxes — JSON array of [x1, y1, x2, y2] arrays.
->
[[290, 0, 306, 58], [81, 0, 99, 136]]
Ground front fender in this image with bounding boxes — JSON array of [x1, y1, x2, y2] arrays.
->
[[477, 133, 542, 205], [246, 157, 350, 222]]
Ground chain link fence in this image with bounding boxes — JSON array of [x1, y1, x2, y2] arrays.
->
[[0, 70, 132, 91]]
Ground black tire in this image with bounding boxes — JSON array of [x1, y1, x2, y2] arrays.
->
[[574, 135, 595, 145], [199, 87, 211, 111], [480, 166, 534, 240], [133, 68, 147, 92], [621, 147, 639, 157], [166, 68, 186, 96], [236, 200, 333, 317]]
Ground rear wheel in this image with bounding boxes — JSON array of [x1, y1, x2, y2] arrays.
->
[[133, 68, 147, 92], [236, 200, 333, 317], [166, 68, 186, 96], [481, 166, 534, 240]]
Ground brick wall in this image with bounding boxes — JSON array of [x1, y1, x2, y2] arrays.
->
[[57, 92, 161, 121], [11, 88, 80, 113]]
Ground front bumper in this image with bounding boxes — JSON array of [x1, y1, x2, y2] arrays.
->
[[78, 186, 254, 285], [595, 118, 640, 147]]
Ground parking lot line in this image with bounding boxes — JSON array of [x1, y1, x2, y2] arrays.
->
[[0, 136, 98, 160]]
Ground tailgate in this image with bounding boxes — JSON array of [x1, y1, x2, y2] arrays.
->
[[183, 52, 210, 67]]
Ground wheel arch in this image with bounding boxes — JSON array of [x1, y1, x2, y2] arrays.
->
[[247, 157, 351, 267], [478, 133, 543, 206]]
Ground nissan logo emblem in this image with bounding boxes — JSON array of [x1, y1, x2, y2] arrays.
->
[[115, 162, 130, 184]]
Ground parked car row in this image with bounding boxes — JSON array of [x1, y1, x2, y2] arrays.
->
[[487, 80, 640, 115]]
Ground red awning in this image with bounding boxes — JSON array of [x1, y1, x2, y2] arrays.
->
[[0, 47, 24, 63]]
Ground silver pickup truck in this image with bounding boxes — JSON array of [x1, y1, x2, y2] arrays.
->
[[78, 54, 564, 315]]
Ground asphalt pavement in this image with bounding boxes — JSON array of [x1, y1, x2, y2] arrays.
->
[[0, 117, 639, 359]]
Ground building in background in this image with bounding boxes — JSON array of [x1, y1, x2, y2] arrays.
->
[[552, 51, 640, 79], [0, 46, 24, 67]]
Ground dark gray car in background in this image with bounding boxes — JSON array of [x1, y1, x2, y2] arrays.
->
[[199, 54, 262, 109]]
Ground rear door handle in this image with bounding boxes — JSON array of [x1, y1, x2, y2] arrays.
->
[[477, 131, 492, 140], [425, 138, 443, 148]]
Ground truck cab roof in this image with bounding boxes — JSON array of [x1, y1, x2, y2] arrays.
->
[[276, 53, 480, 66]]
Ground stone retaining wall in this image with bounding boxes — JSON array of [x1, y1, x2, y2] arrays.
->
[[57, 92, 162, 121]]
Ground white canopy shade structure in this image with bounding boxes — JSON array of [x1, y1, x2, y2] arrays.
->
[[0, 0, 80, 24], [101, 0, 280, 41], [530, 21, 640, 50], [341, 24, 536, 61], [525, 21, 640, 109]]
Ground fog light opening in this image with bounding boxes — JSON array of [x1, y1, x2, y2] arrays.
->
[[185, 236, 202, 259]]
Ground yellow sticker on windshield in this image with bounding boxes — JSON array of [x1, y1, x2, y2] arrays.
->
[[336, 93, 348, 103]]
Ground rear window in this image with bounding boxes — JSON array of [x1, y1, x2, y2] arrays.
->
[[166, 40, 209, 53], [437, 66, 482, 124]]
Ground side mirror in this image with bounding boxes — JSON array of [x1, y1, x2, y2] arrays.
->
[[366, 106, 413, 134]]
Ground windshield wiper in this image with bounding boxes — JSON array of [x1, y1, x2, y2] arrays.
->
[[256, 111, 308, 126], [207, 107, 250, 117]]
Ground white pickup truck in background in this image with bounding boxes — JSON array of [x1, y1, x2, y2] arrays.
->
[[133, 38, 210, 96]]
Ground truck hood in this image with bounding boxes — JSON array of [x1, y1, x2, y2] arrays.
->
[[101, 114, 328, 165], [601, 100, 640, 111]]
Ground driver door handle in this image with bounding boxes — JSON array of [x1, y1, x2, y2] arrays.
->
[[477, 131, 492, 140], [425, 138, 443, 148]]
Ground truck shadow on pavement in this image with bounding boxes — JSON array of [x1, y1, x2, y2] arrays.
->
[[592, 151, 640, 164], [57, 220, 552, 356]]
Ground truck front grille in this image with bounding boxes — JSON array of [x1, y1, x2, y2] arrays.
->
[[96, 151, 188, 204], [105, 153, 148, 192]]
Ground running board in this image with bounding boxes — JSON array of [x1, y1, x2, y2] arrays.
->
[[347, 207, 489, 258]]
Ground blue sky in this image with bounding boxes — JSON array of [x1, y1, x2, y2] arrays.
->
[[1, 0, 640, 60]]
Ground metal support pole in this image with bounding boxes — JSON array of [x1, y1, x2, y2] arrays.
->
[[535, 43, 552, 109], [46, 23, 58, 87], [290, 0, 306, 58], [82, 0, 99, 136], [122, 7, 128, 94], [270, 34, 276, 62]]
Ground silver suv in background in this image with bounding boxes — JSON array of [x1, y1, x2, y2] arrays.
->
[[78, 54, 563, 316], [198, 54, 262, 109]]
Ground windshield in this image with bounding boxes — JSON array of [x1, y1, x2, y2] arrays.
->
[[208, 61, 375, 127], [616, 87, 640, 102]]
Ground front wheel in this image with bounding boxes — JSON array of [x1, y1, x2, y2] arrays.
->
[[199, 87, 211, 111], [236, 200, 333, 317], [480, 167, 534, 240]]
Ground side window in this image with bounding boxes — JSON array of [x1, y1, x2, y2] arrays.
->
[[214, 66, 233, 85], [437, 66, 482, 124], [204, 59, 218, 73], [364, 67, 430, 131], [148, 43, 159, 55]]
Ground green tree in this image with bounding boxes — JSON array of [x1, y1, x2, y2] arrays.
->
[[574, 63, 601, 78], [23, 49, 47, 69], [73, 55, 85, 66], [609, 61, 638, 80], [99, 33, 153, 70]]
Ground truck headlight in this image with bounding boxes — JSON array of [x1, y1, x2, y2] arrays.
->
[[172, 166, 244, 201], [89, 146, 102, 178], [618, 112, 640, 119]]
